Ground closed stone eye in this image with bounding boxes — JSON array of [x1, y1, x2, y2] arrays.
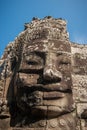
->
[[25, 54, 44, 66], [60, 60, 70, 65], [26, 60, 39, 65]]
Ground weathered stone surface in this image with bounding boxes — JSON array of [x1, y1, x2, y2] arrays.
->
[[0, 16, 87, 130], [72, 75, 87, 102]]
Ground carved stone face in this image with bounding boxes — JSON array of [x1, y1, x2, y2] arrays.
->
[[15, 39, 73, 118]]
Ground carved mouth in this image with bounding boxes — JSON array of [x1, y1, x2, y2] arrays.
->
[[43, 91, 65, 99], [20, 90, 66, 108], [21, 82, 71, 92], [27, 91, 65, 101], [18, 89, 73, 117], [18, 83, 71, 108], [17, 83, 73, 116]]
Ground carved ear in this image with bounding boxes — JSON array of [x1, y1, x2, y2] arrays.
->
[[0, 79, 10, 118], [14, 73, 19, 98], [0, 56, 17, 118]]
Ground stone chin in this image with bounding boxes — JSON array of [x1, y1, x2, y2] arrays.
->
[[30, 105, 72, 118]]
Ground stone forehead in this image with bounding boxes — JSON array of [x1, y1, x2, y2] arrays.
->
[[23, 40, 71, 53]]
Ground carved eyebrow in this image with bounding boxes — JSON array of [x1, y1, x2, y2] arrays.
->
[[34, 50, 46, 54], [24, 50, 71, 56], [24, 50, 45, 55], [55, 51, 71, 56], [24, 51, 46, 61], [28, 51, 47, 56], [56, 51, 71, 55]]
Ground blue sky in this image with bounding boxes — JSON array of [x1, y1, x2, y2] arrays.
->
[[0, 0, 87, 57]]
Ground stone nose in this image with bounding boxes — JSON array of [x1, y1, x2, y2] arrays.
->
[[43, 65, 62, 82]]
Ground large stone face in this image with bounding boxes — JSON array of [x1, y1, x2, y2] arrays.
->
[[0, 16, 87, 130]]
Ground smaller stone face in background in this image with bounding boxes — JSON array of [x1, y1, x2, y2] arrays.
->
[[71, 44, 87, 130]]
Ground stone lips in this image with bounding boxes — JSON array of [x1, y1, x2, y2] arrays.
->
[[16, 87, 73, 118]]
